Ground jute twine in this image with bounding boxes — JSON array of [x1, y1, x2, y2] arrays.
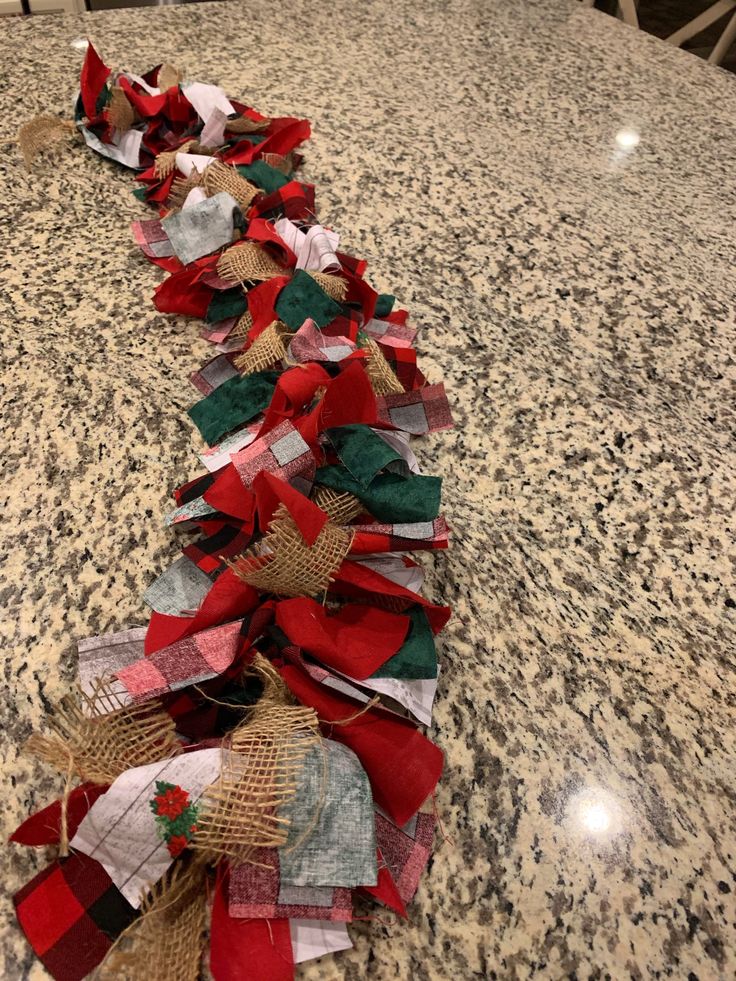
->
[[100, 858, 208, 981], [233, 321, 290, 374], [158, 63, 183, 91], [26, 680, 181, 787], [312, 487, 364, 525], [363, 336, 404, 395], [225, 115, 270, 134], [17, 116, 76, 170], [194, 655, 321, 866], [105, 87, 135, 132], [229, 504, 353, 597], [202, 160, 260, 211], [217, 242, 286, 284]]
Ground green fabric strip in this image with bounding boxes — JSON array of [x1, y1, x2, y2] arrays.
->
[[237, 161, 290, 195], [370, 607, 437, 680], [132, 186, 148, 202], [275, 269, 344, 330], [325, 424, 408, 488], [188, 371, 278, 445], [206, 288, 247, 324], [315, 465, 441, 522], [374, 294, 395, 317]]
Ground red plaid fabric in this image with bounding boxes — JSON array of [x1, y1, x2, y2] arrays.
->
[[363, 318, 417, 349], [190, 353, 240, 396], [131, 218, 174, 260], [115, 619, 245, 701], [375, 383, 454, 434], [287, 319, 356, 364], [232, 419, 315, 488], [229, 850, 353, 922], [14, 853, 137, 981], [378, 343, 426, 391], [375, 810, 436, 904], [249, 181, 316, 222], [183, 522, 255, 574], [350, 516, 450, 554]]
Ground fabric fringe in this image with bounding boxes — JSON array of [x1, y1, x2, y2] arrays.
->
[[233, 321, 290, 374], [26, 681, 181, 785], [261, 151, 295, 174], [168, 170, 203, 208], [17, 115, 76, 170]]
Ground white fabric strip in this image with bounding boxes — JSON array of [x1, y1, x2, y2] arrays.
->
[[289, 920, 353, 964], [71, 749, 224, 906]]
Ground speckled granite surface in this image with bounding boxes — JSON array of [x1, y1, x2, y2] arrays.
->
[[2, 0, 736, 978]]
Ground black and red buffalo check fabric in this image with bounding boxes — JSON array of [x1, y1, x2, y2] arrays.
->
[[14, 852, 137, 981]]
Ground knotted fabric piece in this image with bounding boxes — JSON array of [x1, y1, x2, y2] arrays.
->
[[229, 504, 352, 597], [154, 139, 196, 178], [158, 63, 183, 91]]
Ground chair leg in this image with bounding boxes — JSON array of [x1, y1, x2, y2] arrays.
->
[[709, 9, 736, 61], [618, 0, 639, 27], [667, 0, 736, 46]]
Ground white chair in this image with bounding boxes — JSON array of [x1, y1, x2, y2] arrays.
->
[[666, 0, 736, 65]]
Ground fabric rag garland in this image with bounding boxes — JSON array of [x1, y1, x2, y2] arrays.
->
[[12, 45, 454, 981]]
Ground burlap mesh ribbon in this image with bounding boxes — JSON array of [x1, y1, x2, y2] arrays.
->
[[17, 116, 76, 170], [230, 310, 253, 339], [101, 860, 208, 981], [158, 63, 183, 91], [194, 655, 321, 865], [229, 505, 353, 597], [233, 321, 290, 374], [217, 243, 286, 284], [106, 87, 135, 132], [154, 139, 197, 178], [168, 170, 202, 208], [312, 487, 364, 525], [225, 115, 271, 134], [26, 682, 181, 785], [202, 160, 260, 211], [363, 336, 404, 395]]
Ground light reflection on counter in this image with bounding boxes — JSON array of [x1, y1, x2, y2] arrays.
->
[[567, 786, 624, 839]]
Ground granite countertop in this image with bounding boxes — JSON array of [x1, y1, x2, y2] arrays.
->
[[2, 0, 735, 977]]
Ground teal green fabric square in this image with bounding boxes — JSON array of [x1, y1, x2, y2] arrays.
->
[[188, 371, 278, 445], [374, 294, 395, 318], [315, 465, 441, 523], [206, 288, 247, 324], [370, 607, 437, 680], [325, 425, 408, 488], [275, 269, 344, 331], [237, 161, 290, 195], [279, 739, 376, 888]]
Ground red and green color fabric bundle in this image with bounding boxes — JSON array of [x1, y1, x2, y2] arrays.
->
[[11, 43, 454, 980]]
